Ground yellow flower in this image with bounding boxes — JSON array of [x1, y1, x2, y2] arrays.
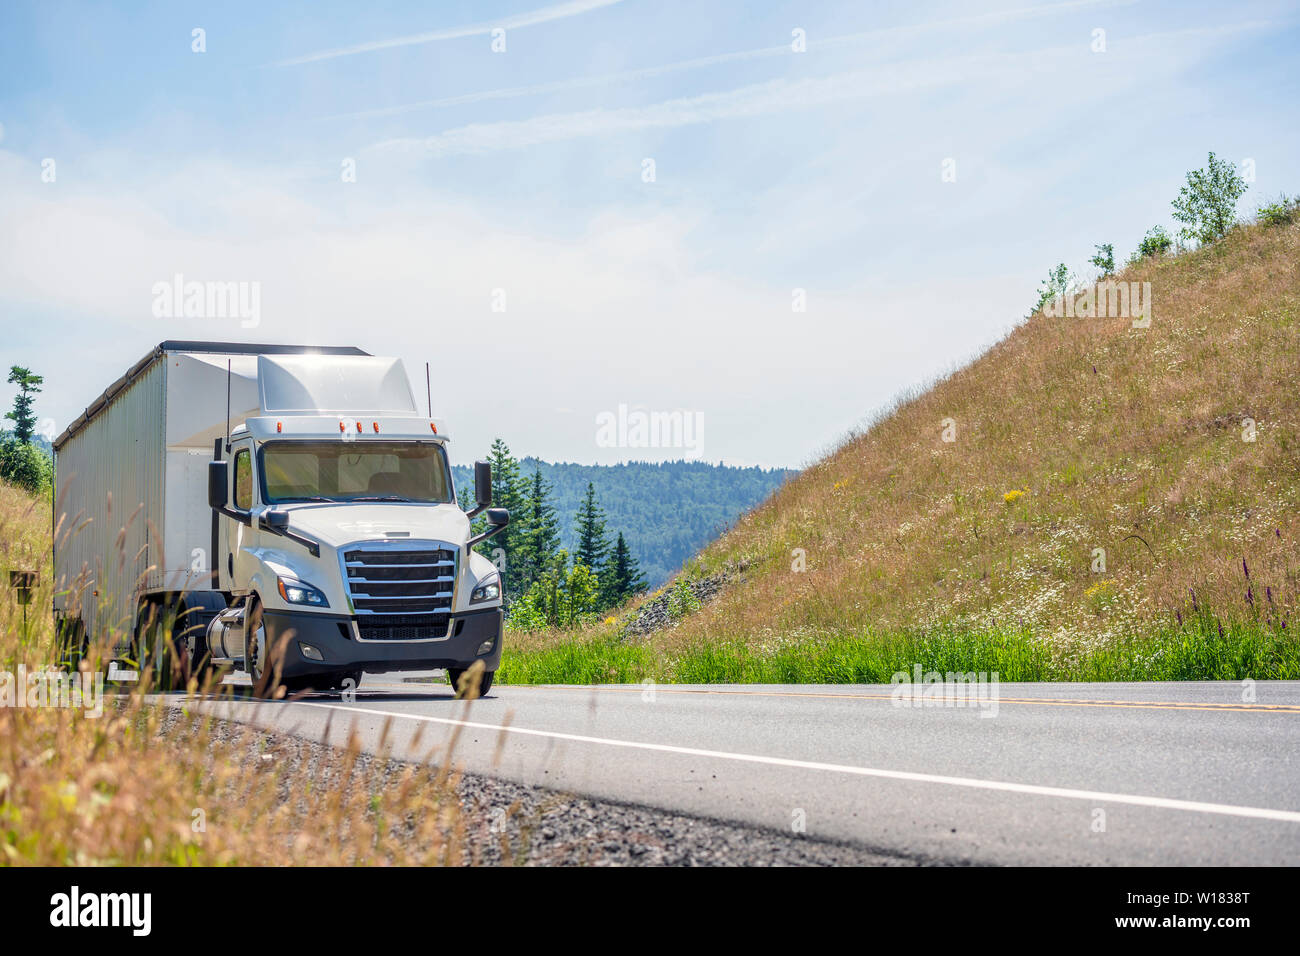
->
[[1003, 489, 1026, 504], [603, 616, 617, 625]]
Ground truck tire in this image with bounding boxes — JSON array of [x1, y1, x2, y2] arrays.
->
[[180, 592, 226, 691], [447, 668, 494, 698], [135, 599, 186, 693], [245, 598, 310, 699], [245, 598, 279, 699], [55, 615, 88, 673], [186, 626, 217, 691]]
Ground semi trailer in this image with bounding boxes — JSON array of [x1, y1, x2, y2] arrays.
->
[[52, 341, 509, 697]]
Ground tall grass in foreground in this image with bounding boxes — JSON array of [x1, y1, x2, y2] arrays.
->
[[0, 482, 502, 866], [499, 614, 1299, 685], [0, 696, 486, 865]]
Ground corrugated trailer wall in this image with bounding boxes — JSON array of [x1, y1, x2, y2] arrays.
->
[[54, 355, 167, 646]]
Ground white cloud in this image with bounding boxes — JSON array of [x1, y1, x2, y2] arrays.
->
[[0, 150, 1023, 467], [379, 55, 989, 158], [373, 18, 1270, 160], [326, 0, 1138, 121], [272, 0, 626, 67]]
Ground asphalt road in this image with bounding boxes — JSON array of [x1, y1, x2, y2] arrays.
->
[[165, 676, 1300, 865]]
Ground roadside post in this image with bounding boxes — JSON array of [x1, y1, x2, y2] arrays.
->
[[10, 569, 38, 645]]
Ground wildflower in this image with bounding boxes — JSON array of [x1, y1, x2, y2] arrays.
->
[[1003, 489, 1026, 504]]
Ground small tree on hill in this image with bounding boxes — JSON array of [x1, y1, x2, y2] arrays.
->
[[601, 531, 647, 607], [1129, 226, 1174, 264], [6, 366, 43, 444], [1090, 243, 1115, 276], [0, 438, 53, 493], [573, 482, 611, 580], [1031, 262, 1073, 316], [1171, 151, 1247, 245]]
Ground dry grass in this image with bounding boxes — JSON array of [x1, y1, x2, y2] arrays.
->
[[516, 219, 1300, 663], [0, 695, 480, 866]]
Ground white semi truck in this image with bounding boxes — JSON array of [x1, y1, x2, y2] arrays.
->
[[53, 341, 509, 697]]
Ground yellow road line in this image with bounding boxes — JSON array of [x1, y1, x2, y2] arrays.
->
[[261, 680, 1300, 714], [516, 683, 1300, 714]]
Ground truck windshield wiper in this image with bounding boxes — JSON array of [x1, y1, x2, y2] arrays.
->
[[350, 495, 415, 502]]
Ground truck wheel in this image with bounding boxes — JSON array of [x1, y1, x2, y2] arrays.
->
[[56, 615, 88, 673], [447, 668, 494, 698], [245, 599, 283, 699], [136, 600, 186, 693], [187, 627, 217, 691]]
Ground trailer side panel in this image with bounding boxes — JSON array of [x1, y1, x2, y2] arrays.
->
[[54, 356, 167, 644]]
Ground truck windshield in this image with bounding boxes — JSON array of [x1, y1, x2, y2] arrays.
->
[[259, 441, 454, 504]]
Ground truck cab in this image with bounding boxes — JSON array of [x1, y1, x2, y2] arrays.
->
[[201, 363, 508, 698]]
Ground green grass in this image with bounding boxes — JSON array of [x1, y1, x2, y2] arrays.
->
[[498, 614, 1300, 685]]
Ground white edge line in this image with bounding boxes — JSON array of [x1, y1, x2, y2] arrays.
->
[[289, 701, 1300, 825]]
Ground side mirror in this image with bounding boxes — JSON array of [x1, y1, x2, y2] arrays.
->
[[474, 460, 492, 508], [467, 507, 511, 552], [263, 510, 290, 530], [208, 461, 229, 510]]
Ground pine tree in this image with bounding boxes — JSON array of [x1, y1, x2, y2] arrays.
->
[[602, 531, 647, 607], [519, 467, 561, 590], [573, 481, 611, 580], [475, 438, 527, 597], [5, 366, 43, 444]]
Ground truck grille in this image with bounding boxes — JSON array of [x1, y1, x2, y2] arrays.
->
[[343, 545, 457, 640]]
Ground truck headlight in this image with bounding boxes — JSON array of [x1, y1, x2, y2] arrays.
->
[[470, 577, 500, 603], [278, 577, 329, 607]]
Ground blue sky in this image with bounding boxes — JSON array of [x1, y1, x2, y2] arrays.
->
[[2, 0, 1297, 467]]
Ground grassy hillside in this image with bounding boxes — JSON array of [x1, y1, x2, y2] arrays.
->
[[452, 458, 793, 586], [501, 217, 1300, 682]]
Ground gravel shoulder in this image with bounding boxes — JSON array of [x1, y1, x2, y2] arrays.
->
[[158, 705, 924, 867]]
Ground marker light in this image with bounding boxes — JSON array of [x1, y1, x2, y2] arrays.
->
[[339, 422, 346, 432], [430, 422, 438, 433], [372, 422, 379, 433], [356, 422, 363, 433], [276, 421, 282, 433]]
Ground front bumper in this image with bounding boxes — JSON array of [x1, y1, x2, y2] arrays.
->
[[262, 606, 503, 678]]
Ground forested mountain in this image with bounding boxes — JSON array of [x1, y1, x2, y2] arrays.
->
[[453, 458, 793, 586]]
